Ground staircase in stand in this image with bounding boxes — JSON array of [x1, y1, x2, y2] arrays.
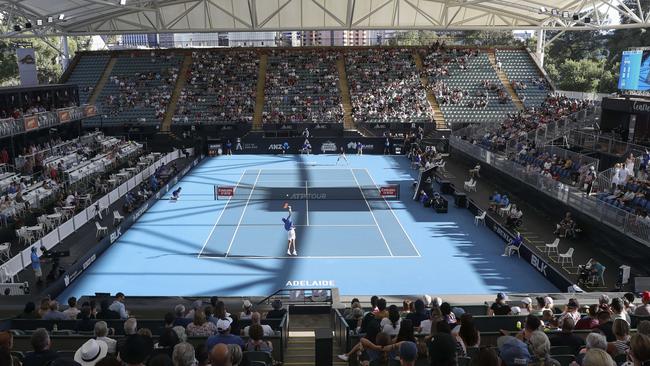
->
[[488, 50, 525, 111], [252, 52, 268, 131], [413, 51, 449, 132], [88, 55, 117, 105], [335, 56, 355, 132], [284, 313, 346, 366], [161, 54, 193, 133]]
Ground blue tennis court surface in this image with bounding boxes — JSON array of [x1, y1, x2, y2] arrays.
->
[[59, 154, 558, 299]]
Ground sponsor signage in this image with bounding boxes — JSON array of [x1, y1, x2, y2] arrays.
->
[[285, 280, 335, 287], [83, 105, 97, 117], [268, 143, 286, 151], [217, 186, 235, 197], [58, 109, 71, 123], [24, 115, 38, 131], [109, 227, 122, 244], [243, 143, 259, 150], [380, 186, 398, 197], [320, 140, 337, 153]]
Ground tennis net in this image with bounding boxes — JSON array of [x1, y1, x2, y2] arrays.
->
[[214, 184, 400, 200]]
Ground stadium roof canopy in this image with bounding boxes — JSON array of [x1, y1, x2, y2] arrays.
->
[[0, 0, 648, 37]]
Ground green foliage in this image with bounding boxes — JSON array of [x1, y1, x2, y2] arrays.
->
[[463, 30, 522, 47]]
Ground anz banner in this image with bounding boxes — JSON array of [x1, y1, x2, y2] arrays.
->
[[16, 48, 38, 86]]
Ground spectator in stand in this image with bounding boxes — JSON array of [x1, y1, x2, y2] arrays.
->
[[397, 341, 418, 366], [454, 313, 480, 355], [171, 342, 195, 366], [119, 334, 153, 366], [17, 302, 38, 319], [558, 299, 581, 328], [611, 298, 631, 324], [151, 328, 179, 360], [63, 297, 80, 320], [108, 293, 128, 319], [206, 318, 244, 351], [242, 312, 274, 337], [488, 292, 512, 316], [208, 344, 230, 366], [629, 333, 650, 366], [94, 321, 117, 354], [576, 305, 600, 330], [428, 321, 458, 366], [406, 299, 428, 327], [440, 302, 457, 325], [636, 291, 650, 316], [42, 301, 68, 321], [244, 324, 273, 353], [498, 334, 531, 366], [173, 305, 192, 327], [239, 300, 253, 321], [23, 328, 59, 366], [575, 333, 608, 365], [419, 305, 443, 336], [186, 308, 218, 337], [380, 305, 401, 336], [581, 349, 616, 366], [529, 331, 560, 366], [265, 300, 286, 319], [73, 339, 108, 366], [520, 297, 533, 315], [607, 318, 631, 357], [549, 317, 584, 355], [598, 311, 615, 342]]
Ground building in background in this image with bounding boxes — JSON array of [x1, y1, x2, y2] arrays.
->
[[121, 33, 158, 47], [228, 32, 278, 47]]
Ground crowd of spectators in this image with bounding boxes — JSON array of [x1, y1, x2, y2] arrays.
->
[[102, 57, 179, 122], [335, 293, 650, 366], [347, 48, 432, 124], [472, 94, 593, 152], [263, 50, 343, 124], [596, 151, 650, 222], [4, 295, 288, 366], [175, 51, 257, 125]]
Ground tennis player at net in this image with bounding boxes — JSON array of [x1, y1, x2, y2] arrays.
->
[[282, 205, 297, 256]]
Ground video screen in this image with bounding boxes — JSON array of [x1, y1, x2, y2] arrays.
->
[[618, 50, 650, 91]]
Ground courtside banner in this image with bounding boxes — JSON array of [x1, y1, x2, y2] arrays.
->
[[83, 105, 97, 117], [43, 156, 203, 298], [23, 115, 38, 131]]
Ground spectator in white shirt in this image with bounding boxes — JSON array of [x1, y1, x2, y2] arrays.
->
[[380, 305, 401, 336], [558, 298, 581, 328], [108, 292, 129, 319], [94, 321, 117, 354], [63, 297, 80, 320], [242, 312, 274, 337]]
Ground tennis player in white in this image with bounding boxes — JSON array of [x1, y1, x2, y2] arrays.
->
[[336, 147, 348, 165], [282, 205, 297, 256]]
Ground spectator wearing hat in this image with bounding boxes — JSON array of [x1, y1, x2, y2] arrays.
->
[[94, 321, 117, 354], [498, 335, 531, 366], [549, 317, 584, 356], [636, 291, 650, 316], [558, 298, 581, 328], [119, 334, 153, 366], [74, 339, 108, 366], [23, 328, 59, 366], [206, 318, 244, 351], [239, 300, 253, 321], [489, 293, 511, 316], [108, 293, 128, 320], [242, 312, 274, 337], [520, 298, 532, 315], [265, 300, 286, 319], [186, 309, 217, 337], [576, 305, 600, 330]]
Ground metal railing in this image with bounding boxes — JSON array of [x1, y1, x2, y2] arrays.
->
[[332, 309, 351, 353], [0, 105, 94, 139], [451, 137, 650, 246], [567, 130, 647, 158]]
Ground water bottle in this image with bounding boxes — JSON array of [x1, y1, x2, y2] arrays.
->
[[515, 321, 521, 330], [53, 323, 58, 332]]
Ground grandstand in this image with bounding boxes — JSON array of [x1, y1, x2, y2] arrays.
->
[[3, 0, 650, 365]]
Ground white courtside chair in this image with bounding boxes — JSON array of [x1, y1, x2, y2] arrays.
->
[[498, 204, 511, 217], [544, 238, 560, 255], [113, 210, 124, 225], [559, 248, 574, 266], [95, 221, 108, 238], [474, 211, 486, 226]]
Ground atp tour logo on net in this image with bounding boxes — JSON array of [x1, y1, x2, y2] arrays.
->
[[288, 192, 326, 200]]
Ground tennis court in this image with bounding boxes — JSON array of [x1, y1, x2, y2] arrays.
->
[[200, 168, 419, 259], [57, 154, 559, 298]]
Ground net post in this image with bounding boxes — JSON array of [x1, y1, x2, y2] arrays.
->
[[214, 185, 217, 200]]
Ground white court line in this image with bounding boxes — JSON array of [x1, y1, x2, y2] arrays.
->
[[364, 168, 422, 257], [197, 169, 247, 258], [351, 169, 394, 257], [199, 254, 420, 260], [305, 180, 309, 226], [205, 224, 378, 227], [225, 169, 261, 257]]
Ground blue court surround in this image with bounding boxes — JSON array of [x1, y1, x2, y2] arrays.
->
[[59, 154, 558, 299]]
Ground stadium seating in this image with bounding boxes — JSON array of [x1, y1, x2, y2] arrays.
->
[[496, 49, 549, 108], [263, 49, 343, 124], [174, 50, 258, 125], [65, 54, 111, 103], [85, 52, 182, 127], [346, 48, 432, 124], [421, 48, 517, 125]]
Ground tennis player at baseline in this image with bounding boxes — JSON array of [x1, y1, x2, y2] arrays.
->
[[282, 205, 297, 256]]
